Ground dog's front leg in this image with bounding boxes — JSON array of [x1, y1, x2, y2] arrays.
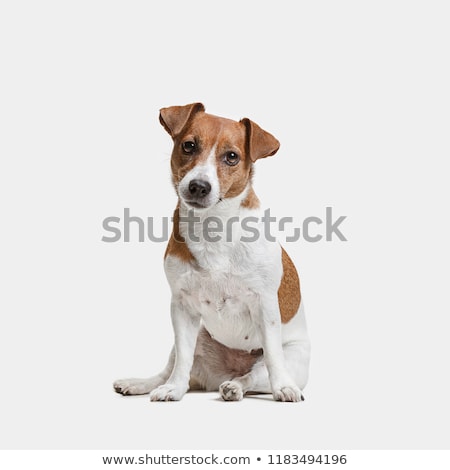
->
[[259, 294, 303, 402], [149, 299, 200, 401]]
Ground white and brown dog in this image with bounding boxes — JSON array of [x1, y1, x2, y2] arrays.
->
[[114, 103, 310, 402]]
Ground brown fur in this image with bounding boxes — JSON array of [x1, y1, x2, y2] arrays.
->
[[164, 109, 264, 263], [240, 186, 260, 209], [168, 112, 253, 199], [160, 104, 279, 202], [164, 207, 194, 263], [278, 247, 301, 323]]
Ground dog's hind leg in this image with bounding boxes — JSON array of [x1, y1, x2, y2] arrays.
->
[[219, 340, 310, 401], [113, 347, 175, 396]]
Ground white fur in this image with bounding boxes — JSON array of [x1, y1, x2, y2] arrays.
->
[[148, 196, 310, 402], [114, 137, 311, 402], [177, 145, 220, 208]]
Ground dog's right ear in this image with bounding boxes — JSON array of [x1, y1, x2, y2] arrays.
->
[[159, 103, 205, 138]]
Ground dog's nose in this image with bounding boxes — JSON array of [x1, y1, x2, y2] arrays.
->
[[189, 179, 211, 198]]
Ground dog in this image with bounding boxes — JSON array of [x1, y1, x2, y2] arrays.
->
[[114, 103, 311, 402]]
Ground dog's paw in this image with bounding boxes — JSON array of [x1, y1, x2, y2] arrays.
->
[[113, 377, 163, 396], [273, 385, 304, 402], [149, 383, 186, 402], [219, 381, 244, 401]]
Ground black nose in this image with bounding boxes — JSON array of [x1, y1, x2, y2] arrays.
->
[[189, 179, 211, 198]]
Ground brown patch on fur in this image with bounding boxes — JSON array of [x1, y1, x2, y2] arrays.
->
[[164, 207, 194, 263], [160, 106, 279, 202], [240, 117, 280, 162], [278, 247, 301, 323], [240, 186, 260, 209], [167, 112, 254, 199], [159, 103, 205, 138]]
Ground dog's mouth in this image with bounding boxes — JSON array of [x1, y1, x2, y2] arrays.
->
[[184, 200, 209, 209], [182, 198, 223, 210]]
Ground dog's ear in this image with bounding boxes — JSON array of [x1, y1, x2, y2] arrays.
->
[[159, 103, 205, 138], [240, 118, 280, 162]]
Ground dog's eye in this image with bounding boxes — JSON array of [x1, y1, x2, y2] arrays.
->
[[182, 141, 196, 154], [224, 152, 240, 166]]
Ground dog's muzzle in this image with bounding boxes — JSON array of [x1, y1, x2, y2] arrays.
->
[[189, 179, 211, 198], [181, 178, 215, 209]]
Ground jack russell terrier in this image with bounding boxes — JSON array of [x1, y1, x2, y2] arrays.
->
[[114, 103, 311, 402]]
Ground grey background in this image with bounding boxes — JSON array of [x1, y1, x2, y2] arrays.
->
[[0, 0, 449, 449]]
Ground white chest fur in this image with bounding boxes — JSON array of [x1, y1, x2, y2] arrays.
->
[[164, 199, 286, 351], [164, 242, 308, 353], [181, 264, 262, 350]]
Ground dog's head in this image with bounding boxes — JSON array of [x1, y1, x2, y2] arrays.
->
[[159, 103, 280, 210]]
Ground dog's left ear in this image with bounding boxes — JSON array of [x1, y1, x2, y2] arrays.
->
[[159, 102, 205, 138], [240, 118, 280, 162]]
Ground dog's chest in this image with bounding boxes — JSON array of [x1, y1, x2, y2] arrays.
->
[[168, 256, 263, 351]]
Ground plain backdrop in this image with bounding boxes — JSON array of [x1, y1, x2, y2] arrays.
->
[[0, 0, 449, 450]]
